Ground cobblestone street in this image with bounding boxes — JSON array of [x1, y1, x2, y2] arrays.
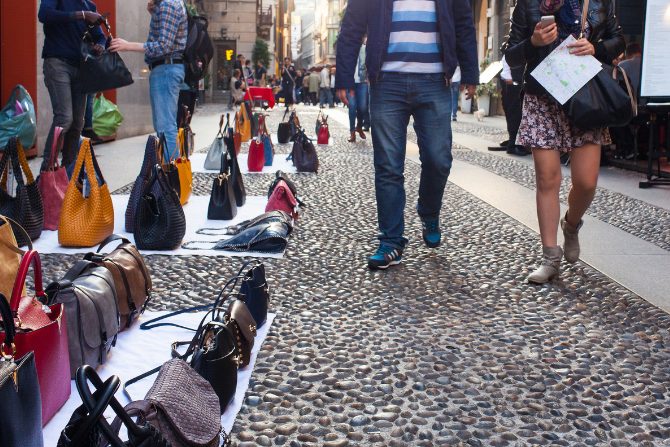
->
[[40, 105, 670, 446]]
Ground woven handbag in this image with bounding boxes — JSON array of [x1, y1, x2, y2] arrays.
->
[[126, 135, 159, 233], [59, 138, 114, 247], [0, 138, 44, 246], [176, 128, 192, 205], [38, 126, 69, 230]]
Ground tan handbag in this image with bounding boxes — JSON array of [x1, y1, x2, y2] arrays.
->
[[58, 139, 114, 247], [0, 215, 27, 302], [176, 128, 192, 205]]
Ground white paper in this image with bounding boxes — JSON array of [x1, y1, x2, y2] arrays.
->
[[531, 35, 602, 105], [480, 61, 503, 84], [640, 0, 670, 98]]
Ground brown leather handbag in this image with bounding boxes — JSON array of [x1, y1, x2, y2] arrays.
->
[[85, 234, 152, 330], [219, 299, 256, 367]]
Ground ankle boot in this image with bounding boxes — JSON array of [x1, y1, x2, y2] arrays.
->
[[348, 132, 356, 143], [527, 246, 563, 284], [357, 126, 366, 140], [561, 213, 583, 263]]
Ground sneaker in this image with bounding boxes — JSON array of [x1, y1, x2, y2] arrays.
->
[[368, 244, 403, 270], [421, 218, 441, 248]]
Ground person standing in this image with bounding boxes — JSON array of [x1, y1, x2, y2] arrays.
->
[[319, 65, 332, 108], [347, 40, 369, 142], [280, 57, 297, 107], [255, 60, 268, 87], [110, 0, 188, 159], [38, 0, 106, 170], [450, 66, 461, 122], [243, 60, 254, 85], [506, 0, 624, 283], [309, 68, 321, 105], [229, 69, 246, 105], [330, 66, 338, 106], [336, 0, 478, 269], [500, 56, 528, 156], [302, 71, 311, 104]]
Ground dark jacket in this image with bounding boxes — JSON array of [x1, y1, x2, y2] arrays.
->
[[505, 0, 624, 96], [335, 0, 479, 89]]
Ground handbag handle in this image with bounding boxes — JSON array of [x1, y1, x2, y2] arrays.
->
[[157, 133, 174, 164], [45, 126, 64, 171], [0, 138, 35, 190], [10, 249, 46, 313], [579, 0, 590, 38], [615, 65, 638, 118], [177, 128, 189, 161], [0, 293, 16, 358], [217, 114, 226, 137], [70, 138, 102, 191], [0, 215, 33, 254], [95, 234, 131, 253]]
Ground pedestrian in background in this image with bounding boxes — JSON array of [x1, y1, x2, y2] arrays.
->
[[230, 69, 246, 105], [346, 38, 369, 143], [243, 60, 254, 86], [506, 0, 624, 284], [255, 60, 267, 87], [110, 0, 188, 159], [38, 0, 106, 170], [450, 66, 461, 122], [500, 56, 527, 156], [319, 65, 332, 108], [309, 68, 321, 105], [336, 0, 478, 270], [281, 57, 297, 107], [330, 66, 338, 106], [302, 72, 311, 104]]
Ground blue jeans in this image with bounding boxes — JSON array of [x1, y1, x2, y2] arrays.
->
[[370, 72, 453, 249], [347, 83, 370, 132], [450, 81, 460, 119], [319, 88, 333, 107], [150, 64, 185, 159]]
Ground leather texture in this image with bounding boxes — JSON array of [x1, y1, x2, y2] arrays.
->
[[206, 210, 293, 236], [0, 138, 44, 246], [59, 138, 114, 247], [176, 128, 192, 205], [505, 0, 624, 96], [213, 221, 290, 254], [226, 126, 247, 207], [45, 260, 120, 377], [86, 235, 153, 330], [134, 165, 186, 251], [277, 122, 291, 144], [0, 250, 71, 426], [266, 179, 299, 220], [238, 103, 252, 142], [315, 112, 327, 135], [290, 130, 319, 173], [267, 171, 304, 207], [126, 136, 159, 233], [238, 261, 270, 328], [208, 149, 237, 221], [78, 25, 134, 94], [38, 126, 69, 230], [203, 114, 227, 171], [247, 138, 265, 172], [222, 300, 256, 367], [0, 216, 23, 301]]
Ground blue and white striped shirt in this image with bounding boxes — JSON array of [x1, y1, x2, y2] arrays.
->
[[382, 0, 445, 74]]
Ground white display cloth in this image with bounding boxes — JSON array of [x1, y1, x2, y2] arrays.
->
[[31, 195, 284, 258], [42, 311, 276, 443], [189, 152, 297, 174]]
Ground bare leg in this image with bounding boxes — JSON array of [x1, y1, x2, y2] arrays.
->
[[533, 149, 563, 247], [566, 143, 601, 225]]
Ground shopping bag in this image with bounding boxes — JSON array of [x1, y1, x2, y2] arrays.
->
[[0, 85, 37, 149], [92, 94, 124, 137]]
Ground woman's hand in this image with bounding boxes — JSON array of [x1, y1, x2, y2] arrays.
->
[[568, 38, 595, 56], [530, 21, 558, 47]]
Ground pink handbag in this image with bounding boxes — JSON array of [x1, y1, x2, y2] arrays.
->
[[38, 127, 69, 230], [265, 179, 298, 220]]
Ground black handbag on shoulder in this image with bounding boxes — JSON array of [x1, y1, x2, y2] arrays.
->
[[79, 20, 133, 94], [134, 165, 186, 250], [207, 150, 237, 221]]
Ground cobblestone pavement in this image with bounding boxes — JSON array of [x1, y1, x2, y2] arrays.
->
[[40, 106, 670, 446]]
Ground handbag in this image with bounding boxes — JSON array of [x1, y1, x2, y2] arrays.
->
[[203, 114, 227, 170], [126, 136, 159, 233], [84, 234, 153, 330], [134, 165, 187, 250], [259, 114, 274, 166], [157, 133, 181, 201], [59, 138, 114, 247], [238, 103, 252, 142], [226, 123, 247, 207], [289, 130, 319, 173], [45, 260, 120, 377], [197, 211, 293, 236], [288, 111, 301, 142], [233, 123, 242, 155], [219, 299, 256, 367], [0, 84, 37, 149], [183, 221, 290, 254], [207, 149, 237, 220], [277, 109, 291, 144], [176, 128, 192, 205], [317, 121, 330, 145], [0, 295, 43, 447], [266, 179, 299, 220], [0, 215, 27, 301], [237, 260, 270, 329], [0, 250, 70, 426], [247, 137, 265, 172], [78, 20, 134, 94], [0, 138, 44, 246], [38, 126, 69, 230], [561, 0, 636, 129]]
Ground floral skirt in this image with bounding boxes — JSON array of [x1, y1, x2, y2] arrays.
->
[[516, 94, 611, 152]]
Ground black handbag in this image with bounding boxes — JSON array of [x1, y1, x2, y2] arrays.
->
[[126, 136, 159, 233], [277, 109, 291, 144], [183, 221, 290, 254], [157, 133, 181, 200], [134, 165, 186, 250], [196, 210, 293, 236], [237, 260, 270, 328], [289, 130, 319, 173], [0, 137, 44, 246], [226, 124, 246, 207], [561, 0, 636, 129], [207, 150, 237, 220], [0, 294, 44, 447], [78, 21, 133, 94]]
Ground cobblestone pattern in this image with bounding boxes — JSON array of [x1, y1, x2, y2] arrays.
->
[[406, 128, 670, 252], [38, 107, 670, 446]]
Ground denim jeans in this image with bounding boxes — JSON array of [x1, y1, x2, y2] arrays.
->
[[319, 88, 332, 108], [370, 72, 453, 249], [42, 58, 87, 170], [150, 64, 185, 159], [347, 83, 370, 132], [450, 81, 460, 119]]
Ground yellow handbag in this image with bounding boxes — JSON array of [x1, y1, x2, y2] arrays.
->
[[58, 139, 114, 247], [0, 215, 26, 302], [176, 128, 192, 205], [239, 103, 252, 142]]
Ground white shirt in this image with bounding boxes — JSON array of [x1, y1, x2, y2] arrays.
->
[[501, 56, 512, 82], [320, 68, 330, 88], [451, 66, 461, 83]]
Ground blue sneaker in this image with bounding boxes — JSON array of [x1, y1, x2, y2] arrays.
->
[[368, 244, 403, 270], [421, 218, 441, 248]]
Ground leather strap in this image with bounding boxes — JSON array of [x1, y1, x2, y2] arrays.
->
[[580, 0, 590, 38], [95, 234, 131, 254], [0, 216, 32, 253], [0, 294, 16, 353], [44, 126, 64, 171], [10, 250, 46, 313], [615, 65, 638, 118]]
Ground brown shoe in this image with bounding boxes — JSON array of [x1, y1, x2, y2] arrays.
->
[[357, 127, 366, 140], [348, 132, 356, 143]]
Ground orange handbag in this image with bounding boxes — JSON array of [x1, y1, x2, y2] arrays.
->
[[239, 103, 252, 142], [58, 138, 114, 247], [176, 128, 192, 205]]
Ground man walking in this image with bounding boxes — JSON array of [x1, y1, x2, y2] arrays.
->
[[497, 56, 528, 156], [111, 0, 187, 159], [336, 0, 478, 270], [309, 68, 321, 105], [319, 65, 332, 108]]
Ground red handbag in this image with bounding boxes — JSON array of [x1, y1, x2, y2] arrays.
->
[[317, 123, 330, 145], [38, 126, 69, 230], [265, 179, 298, 220], [247, 137, 265, 172], [0, 250, 71, 425]]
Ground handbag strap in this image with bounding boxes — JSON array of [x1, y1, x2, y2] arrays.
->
[[1, 138, 34, 189], [615, 66, 638, 117], [0, 294, 16, 357], [0, 215, 33, 254], [96, 234, 131, 254], [157, 133, 174, 164], [45, 126, 64, 171], [70, 138, 102, 190], [10, 250, 46, 313], [579, 0, 590, 38]]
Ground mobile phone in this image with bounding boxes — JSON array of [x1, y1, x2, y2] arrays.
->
[[540, 15, 555, 27]]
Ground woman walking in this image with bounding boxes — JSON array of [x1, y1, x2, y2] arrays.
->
[[505, 0, 623, 284]]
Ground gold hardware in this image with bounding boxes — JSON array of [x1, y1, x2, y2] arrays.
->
[[12, 368, 18, 391], [249, 324, 257, 335], [217, 173, 229, 186], [1, 342, 16, 360]]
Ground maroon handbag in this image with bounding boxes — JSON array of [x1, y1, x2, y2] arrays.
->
[[265, 179, 298, 220], [0, 250, 71, 425], [317, 123, 329, 145], [247, 138, 265, 172], [38, 126, 69, 230]]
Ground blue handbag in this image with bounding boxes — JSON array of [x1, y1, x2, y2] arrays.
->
[[262, 135, 273, 166], [125, 136, 158, 232]]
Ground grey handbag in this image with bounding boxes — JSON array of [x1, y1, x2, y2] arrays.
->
[[204, 114, 228, 171], [45, 260, 120, 377]]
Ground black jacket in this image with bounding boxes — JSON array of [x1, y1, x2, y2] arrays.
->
[[505, 0, 624, 96]]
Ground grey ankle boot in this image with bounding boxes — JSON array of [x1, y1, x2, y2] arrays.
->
[[527, 246, 563, 284], [561, 213, 583, 263]]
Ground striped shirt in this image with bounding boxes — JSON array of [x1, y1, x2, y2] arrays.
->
[[382, 0, 444, 74]]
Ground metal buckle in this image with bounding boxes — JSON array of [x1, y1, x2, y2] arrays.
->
[[1, 342, 16, 360]]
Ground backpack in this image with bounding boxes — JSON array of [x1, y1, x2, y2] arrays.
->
[[183, 12, 214, 88]]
